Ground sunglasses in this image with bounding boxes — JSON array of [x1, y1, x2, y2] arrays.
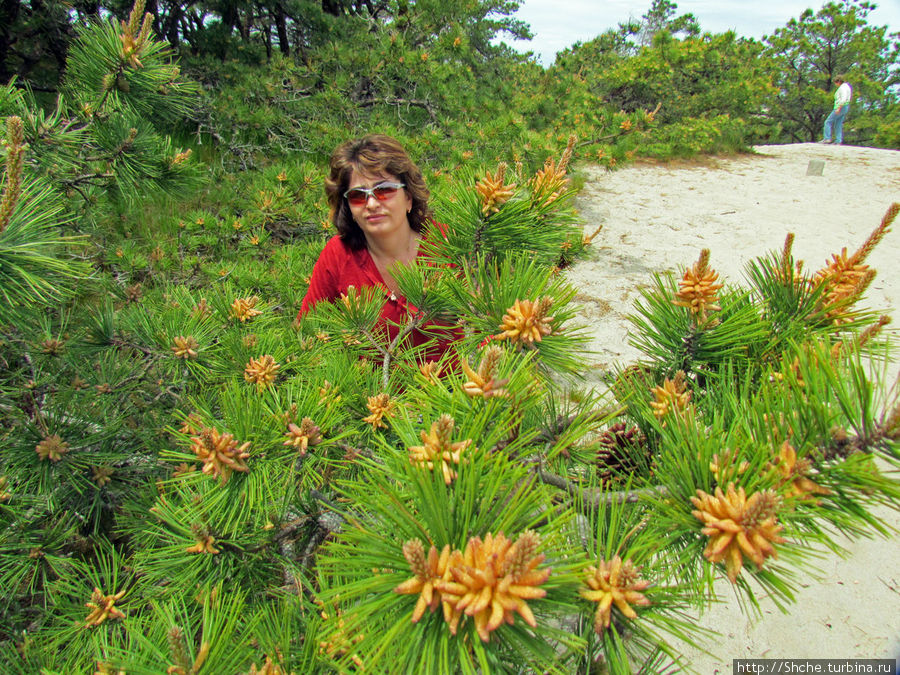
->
[[343, 182, 405, 206]]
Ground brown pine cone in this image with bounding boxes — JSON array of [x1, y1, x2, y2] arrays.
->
[[596, 422, 649, 486]]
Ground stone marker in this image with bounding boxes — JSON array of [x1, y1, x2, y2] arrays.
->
[[806, 159, 825, 176]]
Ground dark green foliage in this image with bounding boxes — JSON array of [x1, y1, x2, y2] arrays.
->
[[0, 173, 89, 319], [0, 0, 73, 87]]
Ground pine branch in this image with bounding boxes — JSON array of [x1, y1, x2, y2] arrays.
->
[[94, 74, 118, 116], [65, 182, 91, 202], [109, 336, 154, 357], [533, 464, 669, 508], [212, 263, 238, 283], [113, 353, 162, 388], [578, 103, 661, 148], [1, 333, 48, 430], [534, 407, 624, 444], [375, 312, 427, 389], [64, 129, 138, 187], [62, 172, 117, 186], [359, 327, 390, 362], [356, 97, 437, 124], [816, 422, 898, 462], [296, 490, 346, 572], [275, 492, 348, 589], [338, 443, 379, 463], [245, 516, 313, 556], [849, 202, 898, 267], [577, 129, 633, 148], [273, 516, 312, 543]]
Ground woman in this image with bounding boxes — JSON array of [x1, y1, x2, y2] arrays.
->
[[298, 134, 456, 362]]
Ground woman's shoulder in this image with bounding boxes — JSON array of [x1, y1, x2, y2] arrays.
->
[[321, 234, 348, 251], [317, 234, 373, 275], [319, 234, 362, 260]]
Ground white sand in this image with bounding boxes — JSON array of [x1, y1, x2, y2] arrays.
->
[[568, 143, 900, 672]]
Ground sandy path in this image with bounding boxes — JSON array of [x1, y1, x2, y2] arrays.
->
[[570, 142, 899, 378], [567, 143, 900, 672]]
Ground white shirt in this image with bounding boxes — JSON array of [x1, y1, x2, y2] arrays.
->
[[834, 82, 852, 109]]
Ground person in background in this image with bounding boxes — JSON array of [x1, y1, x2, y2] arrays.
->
[[822, 75, 852, 145], [297, 134, 456, 362]]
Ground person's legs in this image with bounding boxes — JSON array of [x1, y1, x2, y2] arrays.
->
[[823, 110, 837, 142], [833, 108, 849, 144]]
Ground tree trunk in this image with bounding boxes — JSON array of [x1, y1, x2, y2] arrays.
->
[[222, 1, 239, 35], [274, 2, 289, 56], [239, 4, 250, 41], [164, 2, 182, 49], [0, 0, 21, 84]]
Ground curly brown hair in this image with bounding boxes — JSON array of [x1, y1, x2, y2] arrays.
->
[[324, 134, 431, 250]]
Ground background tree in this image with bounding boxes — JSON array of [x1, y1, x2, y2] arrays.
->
[[635, 0, 700, 48], [546, 28, 774, 162], [0, 0, 73, 88], [762, 0, 900, 143], [185, 0, 546, 173]]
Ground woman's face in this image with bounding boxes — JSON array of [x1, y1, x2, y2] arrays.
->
[[346, 168, 413, 243]]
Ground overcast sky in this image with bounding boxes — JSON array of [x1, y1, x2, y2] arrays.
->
[[504, 0, 900, 66]]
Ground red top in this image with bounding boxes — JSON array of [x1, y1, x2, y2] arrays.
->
[[298, 234, 458, 362]]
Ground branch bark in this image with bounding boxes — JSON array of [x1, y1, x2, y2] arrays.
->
[[533, 465, 669, 508], [357, 97, 438, 124]]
